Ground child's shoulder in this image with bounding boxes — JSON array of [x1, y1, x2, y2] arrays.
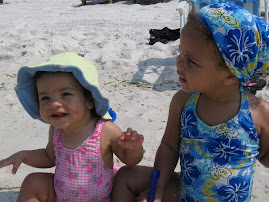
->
[[101, 119, 123, 150], [171, 90, 193, 109], [248, 90, 269, 114], [166, 90, 194, 118], [102, 120, 122, 136]]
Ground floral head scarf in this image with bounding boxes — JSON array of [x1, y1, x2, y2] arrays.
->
[[198, 2, 269, 83]]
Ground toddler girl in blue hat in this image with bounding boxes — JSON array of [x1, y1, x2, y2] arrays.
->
[[0, 52, 144, 202], [111, 3, 269, 202]]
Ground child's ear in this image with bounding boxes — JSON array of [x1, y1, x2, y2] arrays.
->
[[87, 102, 94, 110], [224, 71, 238, 86]]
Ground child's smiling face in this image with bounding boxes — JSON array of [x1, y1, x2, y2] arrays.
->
[[36, 72, 93, 130], [176, 23, 230, 93]]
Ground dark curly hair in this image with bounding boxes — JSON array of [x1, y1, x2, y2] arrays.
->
[[187, 10, 214, 41]]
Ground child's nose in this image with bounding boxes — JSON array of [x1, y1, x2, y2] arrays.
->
[[49, 98, 63, 109], [176, 54, 184, 71]]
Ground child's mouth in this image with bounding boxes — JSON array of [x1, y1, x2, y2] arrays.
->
[[179, 76, 187, 83], [51, 112, 68, 119]]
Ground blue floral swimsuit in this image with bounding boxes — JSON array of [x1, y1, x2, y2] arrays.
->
[[179, 86, 259, 202]]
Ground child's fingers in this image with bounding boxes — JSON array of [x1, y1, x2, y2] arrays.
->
[[0, 158, 13, 168], [0, 158, 20, 174], [120, 131, 131, 141], [124, 128, 132, 137], [130, 132, 144, 142], [139, 134, 144, 143], [126, 128, 133, 134], [123, 129, 136, 140], [137, 190, 149, 202], [117, 138, 125, 148], [119, 132, 126, 140], [12, 161, 21, 175], [122, 130, 144, 143], [129, 131, 139, 140]]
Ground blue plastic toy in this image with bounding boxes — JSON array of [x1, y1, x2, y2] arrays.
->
[[108, 108, 117, 122], [147, 169, 160, 202]]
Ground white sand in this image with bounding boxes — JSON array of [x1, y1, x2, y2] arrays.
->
[[0, 0, 269, 201]]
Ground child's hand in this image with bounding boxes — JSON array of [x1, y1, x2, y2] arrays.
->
[[0, 151, 24, 174], [117, 128, 144, 151]]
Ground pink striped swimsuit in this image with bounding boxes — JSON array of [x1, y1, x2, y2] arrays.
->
[[53, 119, 117, 202]]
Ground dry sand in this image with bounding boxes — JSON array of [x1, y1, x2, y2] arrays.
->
[[0, 0, 269, 201]]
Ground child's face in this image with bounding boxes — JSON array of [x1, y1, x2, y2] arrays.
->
[[36, 72, 93, 130], [176, 23, 230, 93]]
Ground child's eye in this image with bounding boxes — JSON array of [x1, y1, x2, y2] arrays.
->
[[40, 96, 50, 101], [62, 92, 72, 96], [189, 58, 197, 65]]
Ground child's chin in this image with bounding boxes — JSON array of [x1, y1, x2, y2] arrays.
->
[[180, 87, 194, 93], [49, 120, 68, 129]]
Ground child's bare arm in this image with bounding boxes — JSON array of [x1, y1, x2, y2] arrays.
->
[[256, 99, 269, 168], [151, 90, 191, 199], [103, 121, 144, 166], [0, 126, 55, 174]]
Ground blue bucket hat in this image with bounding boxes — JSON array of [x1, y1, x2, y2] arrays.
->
[[198, 2, 269, 83], [15, 52, 112, 122]]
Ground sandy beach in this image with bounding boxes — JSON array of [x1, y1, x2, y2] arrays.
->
[[0, 0, 269, 201]]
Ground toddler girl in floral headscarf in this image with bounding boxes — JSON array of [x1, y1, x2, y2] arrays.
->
[[111, 3, 269, 202]]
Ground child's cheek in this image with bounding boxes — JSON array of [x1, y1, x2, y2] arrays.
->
[[39, 105, 48, 119]]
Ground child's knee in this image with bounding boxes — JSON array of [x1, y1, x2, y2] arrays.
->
[[113, 166, 132, 185], [113, 166, 153, 192], [22, 173, 41, 186], [113, 165, 145, 189], [20, 173, 55, 201], [21, 173, 54, 191]]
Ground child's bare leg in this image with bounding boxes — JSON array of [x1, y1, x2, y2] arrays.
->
[[138, 171, 179, 202], [111, 166, 153, 201], [17, 172, 56, 202], [111, 166, 179, 202]]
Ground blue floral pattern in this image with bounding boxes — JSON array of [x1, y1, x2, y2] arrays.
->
[[198, 2, 269, 83], [181, 153, 202, 185], [216, 177, 250, 201], [206, 136, 245, 166], [179, 86, 259, 201]]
